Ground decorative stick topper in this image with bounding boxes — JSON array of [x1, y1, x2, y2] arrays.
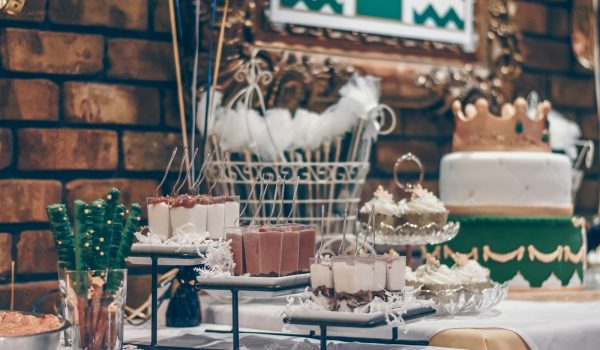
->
[[393, 152, 424, 192]]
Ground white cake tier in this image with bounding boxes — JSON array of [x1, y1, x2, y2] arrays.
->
[[440, 152, 573, 216]]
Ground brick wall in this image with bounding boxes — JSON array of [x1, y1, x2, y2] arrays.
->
[[0, 0, 597, 312], [0, 0, 176, 312]]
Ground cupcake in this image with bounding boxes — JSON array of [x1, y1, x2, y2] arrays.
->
[[404, 266, 421, 289], [360, 186, 402, 230], [399, 185, 448, 228], [451, 254, 493, 290], [416, 257, 460, 292]]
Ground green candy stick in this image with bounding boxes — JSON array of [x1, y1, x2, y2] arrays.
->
[[89, 199, 108, 270], [73, 200, 92, 271], [46, 204, 75, 270]]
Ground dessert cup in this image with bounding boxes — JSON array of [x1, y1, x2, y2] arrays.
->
[[371, 256, 388, 300], [225, 229, 244, 275], [259, 228, 283, 277], [223, 196, 240, 229], [147, 197, 171, 239], [242, 227, 261, 276], [298, 226, 316, 272], [280, 229, 300, 276], [207, 197, 226, 239], [385, 256, 406, 292], [332, 256, 373, 312], [310, 257, 335, 310]]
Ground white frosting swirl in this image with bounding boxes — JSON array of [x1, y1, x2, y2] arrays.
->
[[452, 260, 491, 284], [404, 185, 446, 214], [405, 266, 418, 282], [416, 263, 460, 286], [360, 186, 401, 216]]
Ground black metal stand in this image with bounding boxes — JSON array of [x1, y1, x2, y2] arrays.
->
[[283, 306, 436, 350], [196, 279, 310, 350], [127, 252, 206, 350], [128, 252, 434, 350]]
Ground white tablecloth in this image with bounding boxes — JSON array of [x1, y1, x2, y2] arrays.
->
[[201, 295, 600, 350]]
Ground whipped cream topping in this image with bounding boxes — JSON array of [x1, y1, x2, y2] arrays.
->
[[360, 186, 402, 217], [405, 266, 419, 283], [404, 185, 447, 214], [416, 260, 459, 286], [452, 260, 491, 284]]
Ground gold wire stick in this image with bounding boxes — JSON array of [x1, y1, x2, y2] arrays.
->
[[168, 0, 192, 189], [10, 260, 15, 311]]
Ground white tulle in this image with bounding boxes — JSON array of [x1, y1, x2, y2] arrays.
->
[[197, 75, 384, 159]]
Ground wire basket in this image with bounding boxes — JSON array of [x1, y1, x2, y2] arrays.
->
[[205, 160, 369, 241]]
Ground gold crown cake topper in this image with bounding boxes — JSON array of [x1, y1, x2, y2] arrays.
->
[[452, 97, 552, 152]]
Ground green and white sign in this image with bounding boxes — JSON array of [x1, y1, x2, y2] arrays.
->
[[270, 0, 477, 51]]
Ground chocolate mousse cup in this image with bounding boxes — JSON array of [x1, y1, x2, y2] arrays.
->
[[242, 226, 261, 276], [279, 229, 300, 276], [259, 228, 283, 277], [298, 225, 316, 272], [225, 228, 244, 276]]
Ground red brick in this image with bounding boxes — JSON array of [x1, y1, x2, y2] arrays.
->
[[551, 77, 595, 108], [66, 179, 158, 218], [64, 82, 161, 126], [108, 39, 174, 81], [548, 7, 569, 38], [514, 73, 549, 99], [0, 79, 59, 121], [122, 131, 183, 171], [521, 37, 570, 72], [375, 139, 440, 175], [0, 129, 12, 170], [575, 179, 598, 212], [17, 230, 58, 274], [0, 28, 104, 74], [0, 280, 59, 313], [0, 0, 46, 22], [18, 128, 118, 170], [0, 180, 62, 223], [514, 2, 547, 34], [163, 89, 180, 128], [152, 0, 171, 33], [0, 233, 12, 277], [49, 0, 148, 30]]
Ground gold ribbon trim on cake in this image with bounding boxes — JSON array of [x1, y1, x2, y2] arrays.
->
[[563, 245, 586, 264], [441, 245, 478, 261], [483, 245, 525, 262], [528, 245, 563, 262]]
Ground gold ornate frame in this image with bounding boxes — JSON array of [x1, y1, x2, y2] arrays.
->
[[193, 0, 522, 112]]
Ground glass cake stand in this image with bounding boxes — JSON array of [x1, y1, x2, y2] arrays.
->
[[357, 221, 460, 247]]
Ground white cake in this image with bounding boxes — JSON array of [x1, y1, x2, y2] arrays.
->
[[440, 151, 573, 216]]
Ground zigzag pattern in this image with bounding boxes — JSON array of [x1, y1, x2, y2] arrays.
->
[[413, 5, 464, 30], [281, 0, 343, 14]]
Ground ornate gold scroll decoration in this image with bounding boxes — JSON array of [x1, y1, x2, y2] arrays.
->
[[483, 245, 525, 263]]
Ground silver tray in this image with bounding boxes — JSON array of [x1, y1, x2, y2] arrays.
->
[[418, 282, 508, 315], [0, 312, 70, 350]]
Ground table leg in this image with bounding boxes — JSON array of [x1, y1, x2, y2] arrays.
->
[[406, 245, 413, 267], [392, 327, 398, 340], [232, 289, 239, 350], [151, 256, 158, 348], [320, 325, 327, 350]]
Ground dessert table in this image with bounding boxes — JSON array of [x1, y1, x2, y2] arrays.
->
[[198, 295, 600, 350]]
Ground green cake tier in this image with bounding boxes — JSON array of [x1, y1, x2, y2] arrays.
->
[[427, 216, 585, 288]]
